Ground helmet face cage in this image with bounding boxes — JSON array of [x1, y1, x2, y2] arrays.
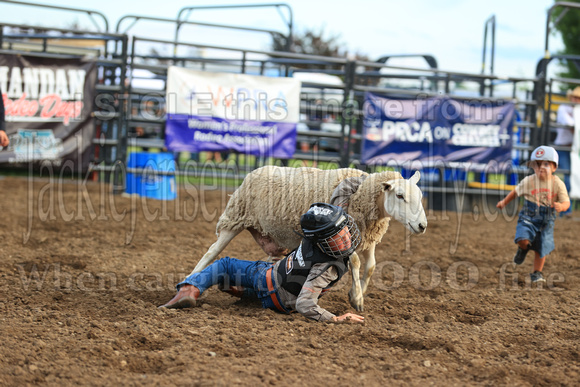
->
[[316, 214, 361, 259]]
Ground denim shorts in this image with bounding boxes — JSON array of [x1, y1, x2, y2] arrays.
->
[[514, 200, 556, 258]]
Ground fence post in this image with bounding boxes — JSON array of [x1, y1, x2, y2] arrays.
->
[[112, 34, 129, 194], [341, 60, 356, 168], [544, 79, 554, 145], [533, 58, 548, 151]]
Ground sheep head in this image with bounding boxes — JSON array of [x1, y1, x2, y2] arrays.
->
[[382, 171, 428, 234]]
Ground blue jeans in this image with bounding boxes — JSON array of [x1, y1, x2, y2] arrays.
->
[[559, 151, 572, 216], [178, 257, 283, 310], [515, 200, 556, 258]]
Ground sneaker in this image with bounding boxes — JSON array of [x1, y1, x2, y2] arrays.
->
[[513, 247, 529, 265], [530, 271, 546, 283]]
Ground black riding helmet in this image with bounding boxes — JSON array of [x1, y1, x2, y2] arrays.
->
[[300, 203, 361, 259]]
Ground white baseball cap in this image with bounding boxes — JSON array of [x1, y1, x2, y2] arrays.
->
[[530, 146, 559, 167]]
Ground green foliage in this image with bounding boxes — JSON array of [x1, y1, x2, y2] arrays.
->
[[272, 27, 370, 60], [272, 27, 346, 57], [551, 0, 580, 82], [270, 26, 375, 83]]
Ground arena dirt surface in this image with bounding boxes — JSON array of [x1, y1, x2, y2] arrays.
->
[[1, 176, 579, 386]]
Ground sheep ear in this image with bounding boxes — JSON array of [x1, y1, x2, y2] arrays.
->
[[410, 171, 421, 185], [382, 181, 394, 191]]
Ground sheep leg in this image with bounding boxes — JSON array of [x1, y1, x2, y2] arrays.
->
[[360, 245, 376, 294], [348, 252, 364, 312], [189, 229, 242, 275]]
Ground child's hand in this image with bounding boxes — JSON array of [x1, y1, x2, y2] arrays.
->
[[554, 202, 565, 212], [332, 313, 365, 324], [496, 200, 506, 209]]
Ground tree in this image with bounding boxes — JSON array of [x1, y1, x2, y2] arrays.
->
[[272, 27, 345, 57], [270, 26, 375, 86], [272, 27, 370, 64], [551, 0, 580, 82]]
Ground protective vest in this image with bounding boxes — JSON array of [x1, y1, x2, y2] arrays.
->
[[275, 238, 349, 297]]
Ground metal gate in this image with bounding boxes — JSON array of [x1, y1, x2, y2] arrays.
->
[[5, 0, 575, 207]]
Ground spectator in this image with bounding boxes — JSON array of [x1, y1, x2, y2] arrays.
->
[[0, 86, 9, 148], [554, 86, 580, 217]]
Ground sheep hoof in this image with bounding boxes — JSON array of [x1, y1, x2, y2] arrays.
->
[[348, 291, 364, 312]]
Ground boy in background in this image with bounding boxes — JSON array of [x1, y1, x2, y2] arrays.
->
[[497, 146, 570, 282]]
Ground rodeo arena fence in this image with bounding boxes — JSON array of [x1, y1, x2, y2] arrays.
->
[[1, 0, 579, 214]]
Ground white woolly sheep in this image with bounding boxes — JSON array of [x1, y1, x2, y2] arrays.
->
[[190, 165, 428, 311]]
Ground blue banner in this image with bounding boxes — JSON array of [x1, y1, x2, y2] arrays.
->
[[165, 114, 297, 158], [362, 93, 515, 168]]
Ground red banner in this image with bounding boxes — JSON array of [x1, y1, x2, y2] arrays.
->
[[0, 54, 97, 171]]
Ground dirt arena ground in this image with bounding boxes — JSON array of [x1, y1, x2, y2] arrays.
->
[[1, 175, 579, 386]]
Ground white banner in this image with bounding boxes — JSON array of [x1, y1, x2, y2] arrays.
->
[[570, 105, 580, 199], [166, 66, 301, 123]]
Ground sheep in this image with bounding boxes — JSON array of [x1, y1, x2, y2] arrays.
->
[[190, 165, 428, 311]]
